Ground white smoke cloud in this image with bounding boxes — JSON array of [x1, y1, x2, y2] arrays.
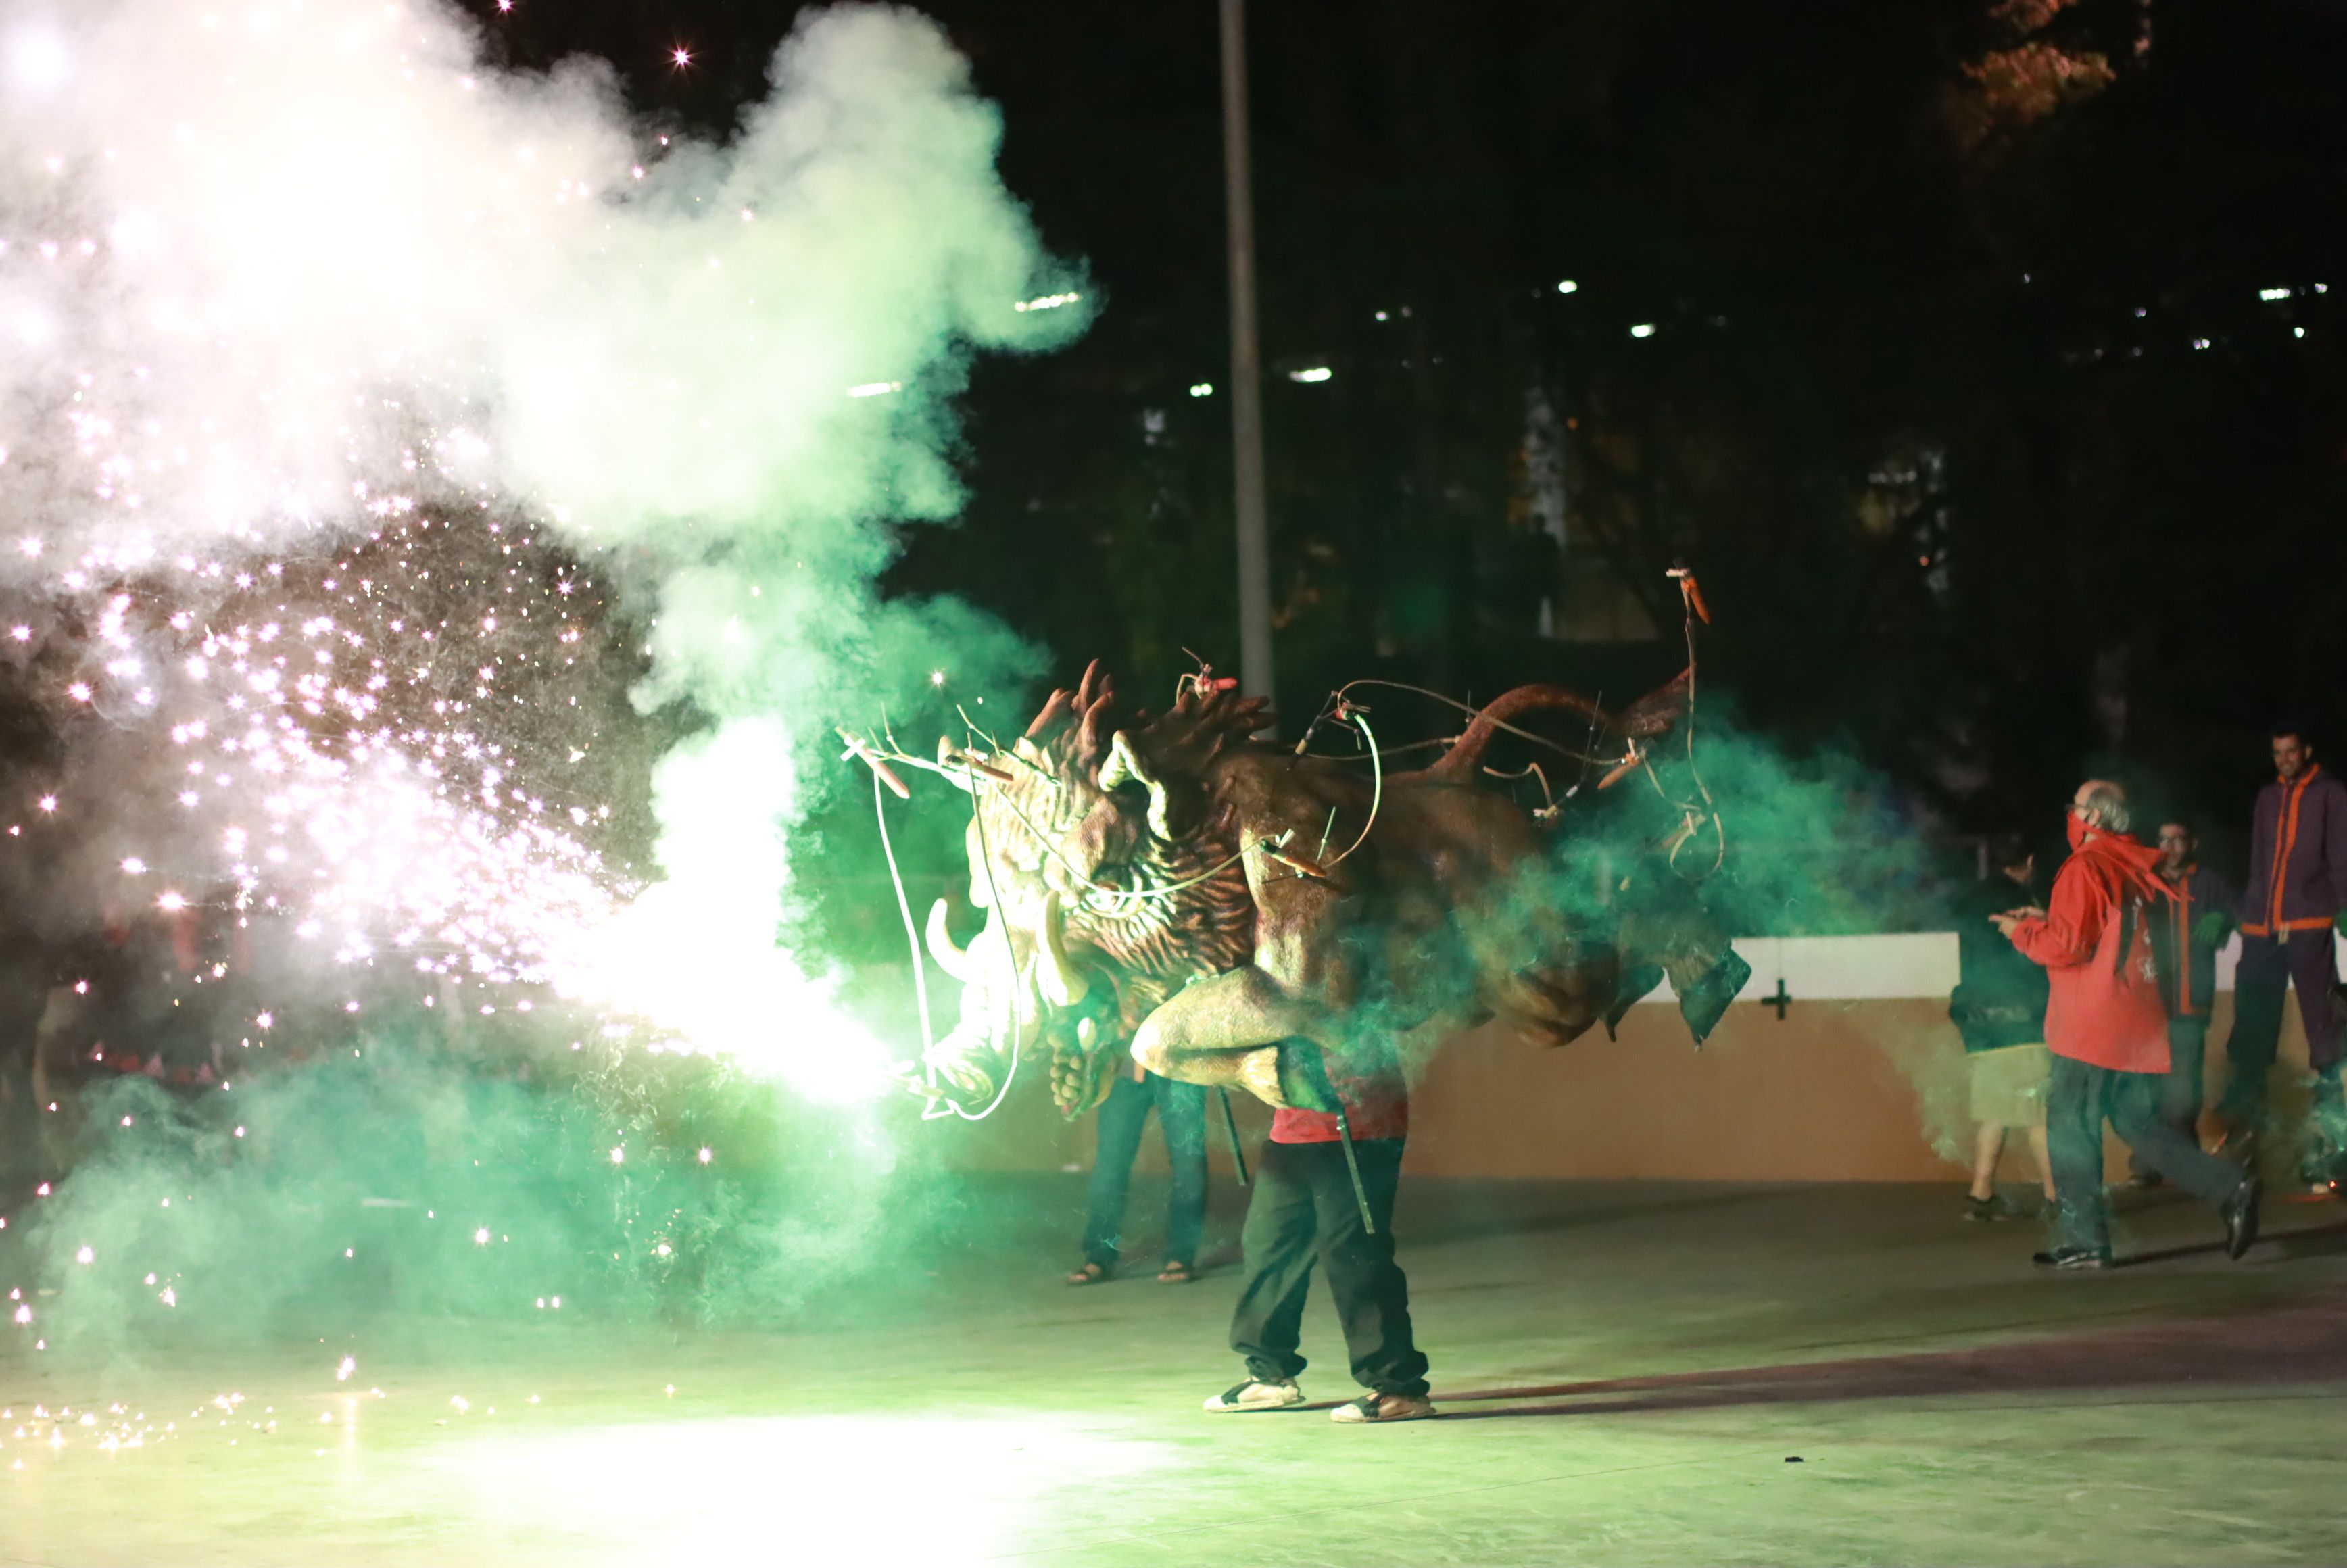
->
[[0, 0, 1086, 1095]]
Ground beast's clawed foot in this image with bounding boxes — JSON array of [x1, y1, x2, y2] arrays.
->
[[1678, 948, 1751, 1046]]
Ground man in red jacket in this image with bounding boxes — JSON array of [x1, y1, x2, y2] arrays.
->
[[1993, 780, 2262, 1269]]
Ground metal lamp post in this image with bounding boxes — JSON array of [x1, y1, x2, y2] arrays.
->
[[1220, 0, 1276, 712]]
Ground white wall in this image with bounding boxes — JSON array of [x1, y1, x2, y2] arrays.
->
[[1653, 931, 2343, 1004]]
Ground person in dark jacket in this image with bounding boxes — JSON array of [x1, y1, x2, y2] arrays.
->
[[1950, 833, 2054, 1219], [2129, 818, 2235, 1186], [1996, 780, 2260, 1269], [2213, 726, 2347, 1164]]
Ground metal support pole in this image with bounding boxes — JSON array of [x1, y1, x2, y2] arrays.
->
[[1220, 0, 1276, 712], [1334, 1109, 1374, 1235], [1218, 1087, 1251, 1187]]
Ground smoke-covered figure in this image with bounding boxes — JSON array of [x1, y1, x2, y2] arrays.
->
[[889, 661, 1753, 1117]]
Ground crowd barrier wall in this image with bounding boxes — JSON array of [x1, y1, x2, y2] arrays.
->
[[932, 933, 2336, 1185]]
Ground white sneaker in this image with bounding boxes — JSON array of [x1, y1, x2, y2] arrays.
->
[[1330, 1392, 1436, 1423], [1203, 1378, 1305, 1413]]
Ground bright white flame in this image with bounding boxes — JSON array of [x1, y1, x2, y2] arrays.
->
[[0, 3, 1078, 1100], [6, 27, 70, 93]]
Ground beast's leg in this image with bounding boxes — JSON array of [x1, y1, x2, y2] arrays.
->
[[1130, 966, 1331, 1108], [1615, 871, 1749, 1046]]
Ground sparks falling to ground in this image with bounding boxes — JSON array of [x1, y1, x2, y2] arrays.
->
[[9, 504, 644, 1027]]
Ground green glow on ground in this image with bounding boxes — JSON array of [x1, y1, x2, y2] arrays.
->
[[5, 1177, 2346, 1564]]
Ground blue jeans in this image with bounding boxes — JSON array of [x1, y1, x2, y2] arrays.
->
[[2048, 1054, 2246, 1254], [2131, 1016, 2208, 1177], [1081, 1070, 1206, 1267]]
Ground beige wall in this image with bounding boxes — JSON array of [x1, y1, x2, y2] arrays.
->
[[935, 994, 2314, 1185]]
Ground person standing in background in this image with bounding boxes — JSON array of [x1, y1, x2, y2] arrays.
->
[[1951, 833, 2056, 1219], [2129, 818, 2234, 1187], [2212, 726, 2347, 1175], [1066, 1060, 1207, 1286]]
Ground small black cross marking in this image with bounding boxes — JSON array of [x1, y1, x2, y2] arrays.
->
[[1767, 977, 1792, 1020]]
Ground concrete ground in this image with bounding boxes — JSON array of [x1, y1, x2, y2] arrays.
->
[[4, 1175, 2346, 1566]]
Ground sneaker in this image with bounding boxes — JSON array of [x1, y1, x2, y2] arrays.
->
[[1330, 1392, 1436, 1424], [2121, 1170, 2164, 1191], [2031, 1246, 2113, 1271], [1203, 1378, 1304, 1413], [1963, 1193, 2021, 1221]]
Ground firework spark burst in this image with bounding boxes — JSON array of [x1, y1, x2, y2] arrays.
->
[[0, 0, 1086, 1104]]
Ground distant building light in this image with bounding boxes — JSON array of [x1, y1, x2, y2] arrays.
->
[[846, 381, 902, 398], [2295, 327, 2307, 339], [1014, 292, 1082, 313], [1373, 310, 1389, 322], [1556, 280, 1578, 295], [2316, 283, 2331, 295], [1188, 382, 1214, 397], [1629, 323, 1656, 339], [2259, 287, 2293, 302], [2190, 337, 2210, 351], [1288, 366, 1333, 383]]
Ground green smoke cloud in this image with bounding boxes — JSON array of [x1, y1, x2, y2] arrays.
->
[[0, 3, 1092, 1354]]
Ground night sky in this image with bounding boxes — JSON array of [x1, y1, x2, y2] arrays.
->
[[93, 0, 2347, 865]]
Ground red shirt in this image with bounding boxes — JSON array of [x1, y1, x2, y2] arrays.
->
[[1270, 1060, 1409, 1143], [2007, 831, 2174, 1073]]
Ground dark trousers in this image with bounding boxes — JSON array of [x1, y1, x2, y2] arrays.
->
[[2131, 1016, 2209, 1178], [2219, 932, 2342, 1127], [2048, 1054, 2247, 1253], [1080, 1071, 1206, 1267], [1228, 1137, 1430, 1398]]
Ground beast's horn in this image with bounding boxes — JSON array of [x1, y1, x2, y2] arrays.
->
[[1036, 889, 1090, 1009], [925, 898, 974, 982], [1103, 731, 1179, 841]]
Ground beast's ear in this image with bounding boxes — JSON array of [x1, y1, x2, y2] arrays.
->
[[1100, 730, 1207, 840]]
